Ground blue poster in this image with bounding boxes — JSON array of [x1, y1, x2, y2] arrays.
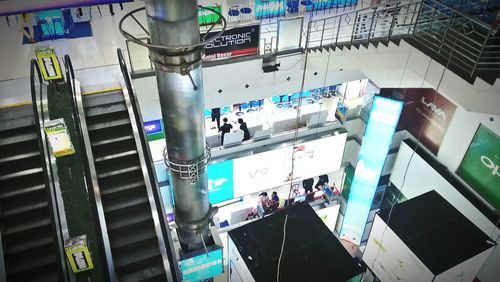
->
[[179, 247, 223, 282], [340, 96, 403, 245], [208, 160, 234, 204]]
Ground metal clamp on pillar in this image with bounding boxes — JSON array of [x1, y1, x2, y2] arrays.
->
[[119, 6, 226, 90], [162, 144, 211, 184]]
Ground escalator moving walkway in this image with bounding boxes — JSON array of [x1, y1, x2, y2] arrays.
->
[[81, 89, 166, 281], [0, 105, 63, 282]]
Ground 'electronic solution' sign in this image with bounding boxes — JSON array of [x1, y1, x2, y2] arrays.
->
[[201, 24, 260, 61], [340, 96, 403, 245]]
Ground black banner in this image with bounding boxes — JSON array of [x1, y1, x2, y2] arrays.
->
[[202, 24, 260, 61]]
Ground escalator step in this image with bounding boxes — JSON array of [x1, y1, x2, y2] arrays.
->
[[106, 204, 153, 232], [97, 165, 142, 179], [103, 190, 149, 214], [0, 184, 45, 200], [0, 154, 43, 176], [112, 237, 163, 271], [87, 116, 130, 131], [0, 138, 39, 160], [0, 131, 37, 146], [95, 153, 140, 175], [0, 167, 44, 181], [0, 151, 39, 164], [88, 123, 133, 144], [4, 217, 52, 237], [5, 236, 54, 256], [85, 101, 127, 117], [92, 137, 136, 159], [6, 247, 58, 277], [117, 257, 166, 282], [109, 219, 158, 250], [94, 149, 137, 163], [82, 90, 124, 108], [100, 180, 144, 197], [2, 198, 48, 218], [91, 134, 134, 147], [7, 261, 61, 282]]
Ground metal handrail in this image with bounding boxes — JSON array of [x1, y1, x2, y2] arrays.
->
[[65, 57, 117, 281], [63, 55, 114, 282], [307, 0, 499, 80], [29, 59, 69, 281], [116, 48, 179, 282]]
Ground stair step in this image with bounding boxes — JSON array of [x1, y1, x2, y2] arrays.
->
[[7, 247, 58, 276], [87, 116, 130, 131], [95, 150, 138, 162], [92, 137, 137, 159], [109, 219, 157, 250], [117, 259, 166, 282], [4, 217, 52, 236], [106, 204, 153, 232], [112, 237, 162, 270], [0, 167, 43, 181], [88, 123, 133, 144], [85, 101, 127, 117], [5, 236, 54, 256], [97, 165, 142, 179], [82, 90, 124, 108], [101, 180, 145, 197], [103, 190, 149, 214], [91, 134, 134, 147], [2, 199, 48, 218], [0, 154, 42, 175], [0, 131, 37, 146], [0, 151, 39, 164], [0, 184, 45, 200]]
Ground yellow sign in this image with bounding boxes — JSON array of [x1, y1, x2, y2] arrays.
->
[[35, 46, 62, 81], [64, 235, 94, 273], [44, 118, 75, 157]]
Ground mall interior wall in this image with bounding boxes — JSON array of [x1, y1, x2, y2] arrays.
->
[[390, 142, 499, 282]]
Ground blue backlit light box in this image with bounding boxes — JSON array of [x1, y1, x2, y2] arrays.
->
[[340, 96, 403, 245], [179, 246, 223, 282], [207, 160, 234, 204]]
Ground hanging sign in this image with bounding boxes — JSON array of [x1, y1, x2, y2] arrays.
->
[[201, 24, 260, 61], [64, 235, 94, 273], [35, 46, 63, 81], [44, 118, 75, 157]]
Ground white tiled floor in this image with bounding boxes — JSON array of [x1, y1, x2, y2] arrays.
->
[[0, 2, 148, 81]]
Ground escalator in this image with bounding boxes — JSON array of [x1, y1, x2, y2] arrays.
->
[[0, 62, 65, 281], [66, 53, 175, 281]]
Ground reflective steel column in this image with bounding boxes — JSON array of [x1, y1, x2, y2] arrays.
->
[[144, 0, 211, 251]]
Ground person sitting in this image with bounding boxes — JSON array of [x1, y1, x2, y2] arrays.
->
[[238, 118, 250, 141], [270, 191, 279, 210], [219, 117, 233, 145]]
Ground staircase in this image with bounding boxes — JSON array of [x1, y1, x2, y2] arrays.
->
[[79, 89, 167, 281], [306, 0, 500, 85], [0, 105, 63, 281]]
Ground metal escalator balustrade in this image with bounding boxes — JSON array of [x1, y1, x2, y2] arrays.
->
[[0, 61, 65, 281], [306, 0, 500, 84], [72, 70, 171, 280]]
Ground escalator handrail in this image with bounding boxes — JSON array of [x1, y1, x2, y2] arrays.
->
[[29, 59, 69, 282], [116, 48, 179, 282], [63, 55, 114, 282]]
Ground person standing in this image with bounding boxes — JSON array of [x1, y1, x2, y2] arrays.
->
[[314, 174, 329, 190], [303, 177, 314, 201], [18, 13, 35, 43], [219, 117, 232, 146], [238, 118, 250, 141], [211, 107, 221, 130]]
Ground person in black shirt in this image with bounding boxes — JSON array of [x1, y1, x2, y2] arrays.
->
[[238, 118, 250, 141], [211, 107, 221, 130], [315, 174, 329, 190], [303, 177, 314, 201], [219, 117, 232, 145]]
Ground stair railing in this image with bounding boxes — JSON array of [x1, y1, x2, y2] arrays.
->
[[307, 0, 499, 81]]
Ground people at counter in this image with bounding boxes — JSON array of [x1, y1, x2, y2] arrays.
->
[[314, 174, 329, 190], [238, 118, 250, 141], [303, 177, 314, 201], [219, 117, 233, 145]]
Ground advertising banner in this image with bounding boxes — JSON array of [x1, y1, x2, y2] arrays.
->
[[144, 119, 165, 141], [64, 235, 94, 273], [179, 246, 223, 282], [340, 96, 403, 245], [198, 6, 221, 25], [232, 134, 347, 197], [207, 160, 235, 204], [379, 88, 456, 155], [457, 124, 500, 211], [44, 118, 75, 157], [35, 46, 63, 81], [202, 24, 260, 61]]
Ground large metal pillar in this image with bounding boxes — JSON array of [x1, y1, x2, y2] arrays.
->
[[144, 0, 211, 251]]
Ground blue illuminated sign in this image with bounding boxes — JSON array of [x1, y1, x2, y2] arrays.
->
[[208, 160, 234, 204], [179, 247, 223, 282], [144, 120, 162, 135], [340, 96, 403, 245]]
